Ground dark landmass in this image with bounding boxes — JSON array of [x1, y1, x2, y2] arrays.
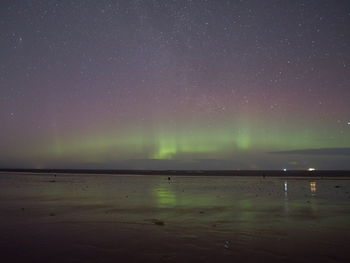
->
[[1, 168, 350, 177]]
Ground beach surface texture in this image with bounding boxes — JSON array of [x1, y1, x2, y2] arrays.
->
[[0, 173, 349, 262]]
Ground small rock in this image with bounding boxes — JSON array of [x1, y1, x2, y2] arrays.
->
[[153, 219, 165, 226], [224, 241, 230, 249], [334, 185, 341, 188], [49, 213, 55, 216]]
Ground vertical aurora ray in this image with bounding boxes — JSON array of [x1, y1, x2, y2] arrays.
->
[[0, 1, 349, 169]]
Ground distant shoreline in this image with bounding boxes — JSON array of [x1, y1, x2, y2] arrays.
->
[[1, 168, 350, 177]]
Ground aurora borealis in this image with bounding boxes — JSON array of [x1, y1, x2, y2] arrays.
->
[[1, 0, 350, 169]]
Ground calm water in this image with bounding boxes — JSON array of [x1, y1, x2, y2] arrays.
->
[[0, 173, 350, 262]]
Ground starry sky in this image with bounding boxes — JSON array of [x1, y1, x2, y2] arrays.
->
[[1, 0, 350, 170]]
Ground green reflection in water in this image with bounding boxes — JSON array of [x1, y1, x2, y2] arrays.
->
[[236, 199, 254, 221], [153, 185, 177, 207]]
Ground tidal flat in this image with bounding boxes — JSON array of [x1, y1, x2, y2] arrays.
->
[[0, 173, 349, 262]]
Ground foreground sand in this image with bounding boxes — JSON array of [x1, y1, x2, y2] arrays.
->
[[0, 173, 349, 262]]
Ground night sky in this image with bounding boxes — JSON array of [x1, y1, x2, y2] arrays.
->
[[1, 0, 350, 170]]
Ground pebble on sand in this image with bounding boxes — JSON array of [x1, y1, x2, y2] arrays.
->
[[153, 219, 165, 226]]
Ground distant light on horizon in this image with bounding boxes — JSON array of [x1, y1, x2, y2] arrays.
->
[[308, 168, 316, 171]]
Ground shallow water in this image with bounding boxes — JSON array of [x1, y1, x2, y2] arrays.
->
[[0, 173, 349, 262]]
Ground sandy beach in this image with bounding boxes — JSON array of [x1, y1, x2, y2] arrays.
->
[[0, 173, 349, 262]]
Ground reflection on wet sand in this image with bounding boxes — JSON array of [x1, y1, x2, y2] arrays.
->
[[284, 181, 288, 193], [284, 181, 289, 214], [153, 186, 176, 207], [310, 181, 317, 195], [0, 174, 349, 263]]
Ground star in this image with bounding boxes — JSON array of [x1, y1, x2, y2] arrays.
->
[[0, 0, 349, 170]]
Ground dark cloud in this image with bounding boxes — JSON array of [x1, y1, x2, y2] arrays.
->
[[269, 148, 350, 156]]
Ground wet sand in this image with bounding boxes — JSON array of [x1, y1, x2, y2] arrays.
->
[[0, 173, 349, 262]]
